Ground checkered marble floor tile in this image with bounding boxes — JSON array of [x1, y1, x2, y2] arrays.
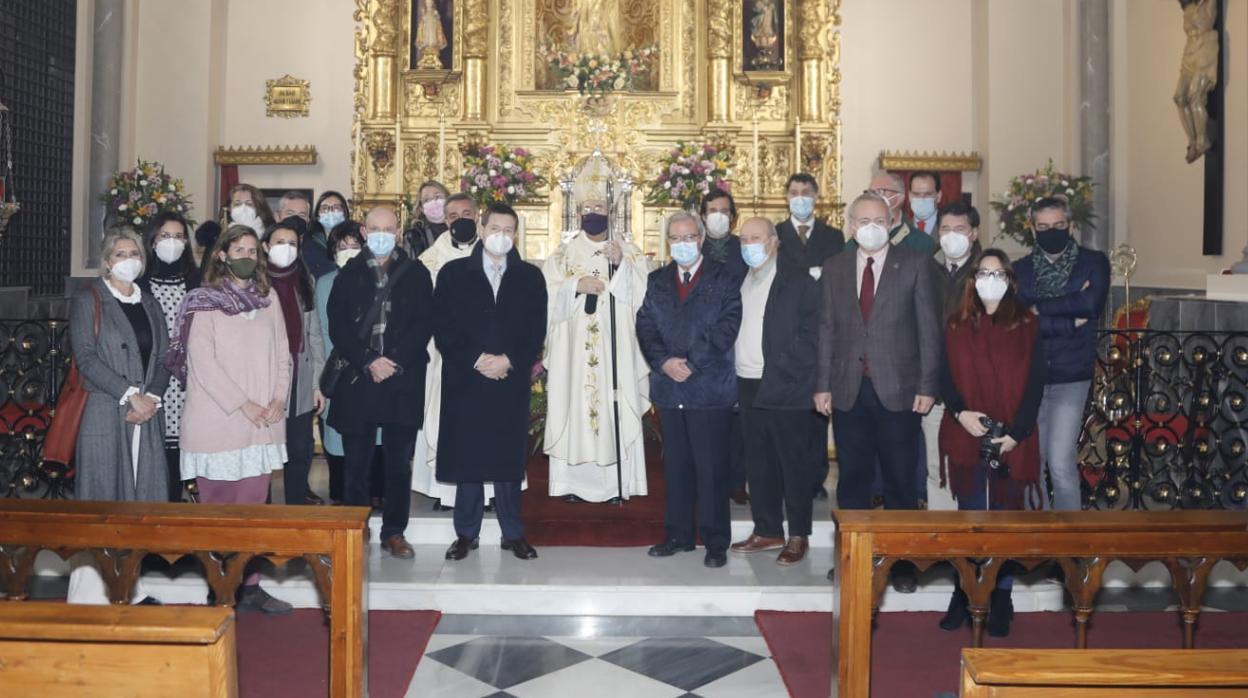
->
[[407, 633, 786, 697]]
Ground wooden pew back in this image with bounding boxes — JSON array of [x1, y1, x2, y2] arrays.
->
[[960, 648, 1248, 697]]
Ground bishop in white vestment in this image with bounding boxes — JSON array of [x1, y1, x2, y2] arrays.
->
[[542, 199, 651, 502]]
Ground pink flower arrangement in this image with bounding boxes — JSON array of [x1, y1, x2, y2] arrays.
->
[[644, 141, 733, 211], [101, 159, 195, 229], [990, 159, 1095, 247], [459, 143, 544, 207], [539, 44, 657, 96]]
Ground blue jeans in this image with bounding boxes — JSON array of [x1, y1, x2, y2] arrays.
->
[[957, 464, 1014, 591], [1037, 380, 1091, 511]]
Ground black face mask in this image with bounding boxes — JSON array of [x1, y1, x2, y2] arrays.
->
[[581, 213, 609, 236], [1035, 228, 1071, 255], [450, 218, 477, 244]]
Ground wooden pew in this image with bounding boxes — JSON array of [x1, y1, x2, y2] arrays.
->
[[0, 501, 370, 698], [831, 510, 1248, 697], [960, 648, 1248, 697], [0, 604, 238, 698]]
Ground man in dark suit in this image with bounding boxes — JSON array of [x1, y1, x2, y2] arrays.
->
[[776, 172, 844, 501], [328, 205, 434, 559], [1015, 196, 1109, 511], [729, 217, 820, 566], [636, 211, 743, 568], [433, 202, 548, 561], [814, 192, 942, 512]]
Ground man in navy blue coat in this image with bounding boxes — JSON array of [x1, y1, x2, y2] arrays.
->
[[1014, 196, 1109, 511], [636, 211, 743, 568]]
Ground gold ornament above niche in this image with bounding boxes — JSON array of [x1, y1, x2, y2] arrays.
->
[[214, 145, 318, 166], [878, 150, 983, 172], [264, 74, 312, 118], [352, 0, 843, 254]]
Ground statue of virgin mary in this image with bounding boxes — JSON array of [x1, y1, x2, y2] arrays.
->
[[573, 0, 622, 55]]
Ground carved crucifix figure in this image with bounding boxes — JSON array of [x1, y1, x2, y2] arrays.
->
[[1174, 0, 1219, 164]]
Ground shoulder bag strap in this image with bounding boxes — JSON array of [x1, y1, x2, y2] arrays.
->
[[354, 258, 414, 343]]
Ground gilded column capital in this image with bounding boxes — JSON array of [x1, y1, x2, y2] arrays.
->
[[707, 0, 732, 59], [369, 0, 403, 56], [463, 0, 489, 58], [798, 0, 827, 60]]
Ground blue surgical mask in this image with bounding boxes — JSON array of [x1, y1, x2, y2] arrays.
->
[[788, 195, 815, 220], [319, 211, 345, 231], [910, 196, 937, 220], [741, 242, 770, 268], [366, 231, 397, 257], [670, 241, 700, 267]]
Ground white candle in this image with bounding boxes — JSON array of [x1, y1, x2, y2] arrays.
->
[[437, 118, 446, 181], [795, 116, 802, 172], [752, 117, 760, 197]]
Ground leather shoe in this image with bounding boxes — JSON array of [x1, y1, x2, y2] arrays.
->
[[704, 549, 727, 568], [445, 536, 479, 561], [730, 534, 786, 554], [939, 587, 970, 631], [729, 487, 750, 505], [891, 562, 918, 593], [501, 538, 538, 560], [813, 486, 829, 500], [382, 534, 415, 559], [986, 588, 1014, 638], [648, 540, 695, 557], [776, 536, 808, 566]]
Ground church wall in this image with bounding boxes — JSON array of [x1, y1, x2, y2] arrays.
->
[[1114, 0, 1248, 290]]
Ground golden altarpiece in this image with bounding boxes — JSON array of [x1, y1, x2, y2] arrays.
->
[[351, 0, 843, 258]]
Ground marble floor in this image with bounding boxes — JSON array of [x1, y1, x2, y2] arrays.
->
[[407, 615, 786, 698]]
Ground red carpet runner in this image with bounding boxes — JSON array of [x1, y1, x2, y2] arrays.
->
[[756, 610, 1248, 698], [236, 609, 439, 698], [519, 439, 668, 546]]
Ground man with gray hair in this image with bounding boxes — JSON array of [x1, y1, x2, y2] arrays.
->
[[636, 211, 742, 568], [845, 171, 936, 256], [728, 217, 820, 565]]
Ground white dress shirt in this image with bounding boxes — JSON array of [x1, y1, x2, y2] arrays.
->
[[483, 252, 508, 299]]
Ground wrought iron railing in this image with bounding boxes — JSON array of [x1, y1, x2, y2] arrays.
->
[[0, 318, 72, 498], [1080, 330, 1248, 510]]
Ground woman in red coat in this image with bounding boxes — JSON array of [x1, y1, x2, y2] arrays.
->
[[938, 249, 1046, 638]]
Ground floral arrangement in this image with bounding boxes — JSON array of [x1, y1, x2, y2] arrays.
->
[[539, 44, 658, 96], [644, 141, 733, 212], [459, 143, 544, 207], [100, 159, 195, 229], [990, 159, 1094, 247]]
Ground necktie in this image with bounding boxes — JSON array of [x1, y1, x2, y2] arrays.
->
[[917, 219, 926, 233], [682, 271, 692, 285], [491, 264, 503, 297], [950, 263, 957, 274], [860, 257, 875, 322], [798, 224, 810, 242]]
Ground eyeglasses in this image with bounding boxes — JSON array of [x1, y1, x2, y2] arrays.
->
[[1033, 222, 1070, 232], [869, 188, 900, 198], [155, 230, 186, 241], [668, 235, 700, 244], [975, 269, 1009, 281], [319, 204, 346, 213]]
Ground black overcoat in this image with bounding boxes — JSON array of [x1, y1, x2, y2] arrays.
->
[[326, 248, 434, 433], [433, 245, 547, 483]]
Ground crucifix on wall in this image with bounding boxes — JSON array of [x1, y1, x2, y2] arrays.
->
[[1174, 0, 1227, 255]]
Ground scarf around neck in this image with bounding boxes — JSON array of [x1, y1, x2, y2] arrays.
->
[[267, 262, 305, 358], [164, 280, 271, 383], [1033, 239, 1078, 299]]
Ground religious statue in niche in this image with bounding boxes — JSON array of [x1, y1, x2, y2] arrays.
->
[[411, 0, 451, 70], [535, 0, 659, 92], [1174, 0, 1219, 163], [744, 0, 783, 71], [574, 0, 623, 55]]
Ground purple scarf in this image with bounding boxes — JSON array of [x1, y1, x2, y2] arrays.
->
[[164, 281, 271, 383]]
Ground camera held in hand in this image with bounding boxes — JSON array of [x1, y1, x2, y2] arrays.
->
[[978, 416, 1011, 478]]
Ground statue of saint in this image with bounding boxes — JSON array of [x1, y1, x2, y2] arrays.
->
[[415, 0, 448, 69], [573, 0, 622, 55], [1174, 0, 1219, 163], [749, 0, 780, 70]]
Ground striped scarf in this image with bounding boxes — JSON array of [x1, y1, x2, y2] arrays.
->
[[364, 249, 406, 353]]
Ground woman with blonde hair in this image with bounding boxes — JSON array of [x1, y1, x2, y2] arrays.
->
[[167, 224, 293, 615]]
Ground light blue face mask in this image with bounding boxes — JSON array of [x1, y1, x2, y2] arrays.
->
[[670, 241, 700, 267], [741, 242, 770, 268], [319, 211, 345, 231], [910, 196, 937, 220], [788, 195, 815, 220], [366, 231, 397, 257]]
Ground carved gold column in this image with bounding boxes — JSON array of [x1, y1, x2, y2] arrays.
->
[[367, 0, 401, 121], [462, 0, 488, 122], [706, 1, 732, 124], [797, 0, 826, 123]]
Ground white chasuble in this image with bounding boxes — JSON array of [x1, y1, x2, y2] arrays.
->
[[411, 235, 522, 505], [542, 232, 651, 501]]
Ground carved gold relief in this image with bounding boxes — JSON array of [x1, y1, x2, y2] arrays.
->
[[364, 130, 397, 187], [264, 75, 312, 118], [214, 145, 318, 166], [462, 0, 488, 57], [707, 0, 733, 59], [878, 150, 983, 172]]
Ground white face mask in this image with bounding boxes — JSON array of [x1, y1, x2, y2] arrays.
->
[[705, 212, 731, 239], [854, 222, 889, 252], [939, 232, 971, 260], [231, 204, 259, 225], [110, 258, 143, 283], [154, 238, 186, 264], [335, 248, 361, 268], [484, 232, 514, 257], [975, 275, 1009, 303], [267, 243, 298, 268]]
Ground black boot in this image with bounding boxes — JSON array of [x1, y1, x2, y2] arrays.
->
[[939, 586, 970, 631], [986, 587, 1014, 637]]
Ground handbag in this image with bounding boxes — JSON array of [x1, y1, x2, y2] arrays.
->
[[41, 287, 101, 467], [320, 260, 413, 399]]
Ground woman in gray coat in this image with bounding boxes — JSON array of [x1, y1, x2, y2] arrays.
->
[[67, 227, 170, 603]]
